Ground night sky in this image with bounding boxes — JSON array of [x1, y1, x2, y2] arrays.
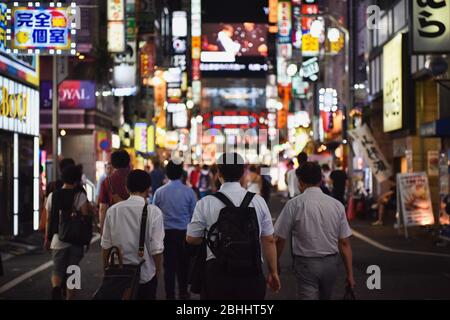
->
[[202, 0, 268, 23]]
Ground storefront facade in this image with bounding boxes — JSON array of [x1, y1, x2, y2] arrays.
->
[[0, 55, 40, 238]]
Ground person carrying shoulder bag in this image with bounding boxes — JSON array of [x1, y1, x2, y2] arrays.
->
[[100, 170, 165, 300]]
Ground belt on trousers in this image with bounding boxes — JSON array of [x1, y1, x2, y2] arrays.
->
[[294, 253, 338, 259]]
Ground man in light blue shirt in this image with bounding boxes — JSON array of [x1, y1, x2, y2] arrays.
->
[[153, 160, 197, 300]]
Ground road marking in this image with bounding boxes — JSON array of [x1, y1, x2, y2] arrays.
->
[[0, 234, 101, 295], [351, 229, 450, 258]]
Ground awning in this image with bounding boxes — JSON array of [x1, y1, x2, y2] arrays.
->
[[420, 118, 450, 137]]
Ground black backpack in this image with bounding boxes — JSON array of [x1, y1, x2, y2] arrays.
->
[[55, 189, 92, 246], [206, 192, 261, 276]]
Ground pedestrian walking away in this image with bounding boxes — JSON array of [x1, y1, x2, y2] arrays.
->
[[274, 162, 355, 300], [287, 152, 308, 199], [45, 164, 92, 300], [186, 152, 281, 300], [98, 150, 131, 233], [101, 170, 165, 300], [153, 160, 197, 300]]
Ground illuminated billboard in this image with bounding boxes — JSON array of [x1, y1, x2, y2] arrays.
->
[[202, 87, 265, 109], [200, 23, 268, 77]]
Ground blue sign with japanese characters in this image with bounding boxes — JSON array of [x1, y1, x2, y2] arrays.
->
[[10, 6, 74, 54]]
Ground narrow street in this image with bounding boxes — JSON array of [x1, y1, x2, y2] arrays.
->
[[2, 194, 450, 300]]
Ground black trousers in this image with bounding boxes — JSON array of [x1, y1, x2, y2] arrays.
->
[[201, 259, 266, 300], [137, 276, 157, 300], [163, 229, 189, 299]]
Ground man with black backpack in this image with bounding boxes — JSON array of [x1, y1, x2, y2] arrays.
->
[[45, 164, 92, 300], [186, 152, 280, 300]]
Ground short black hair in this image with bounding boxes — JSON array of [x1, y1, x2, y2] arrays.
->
[[61, 164, 82, 185], [296, 162, 322, 186], [202, 164, 209, 170], [166, 160, 183, 180], [297, 152, 308, 164], [59, 158, 75, 172], [127, 170, 151, 193], [111, 150, 130, 169], [321, 164, 331, 171], [249, 165, 258, 173], [217, 152, 244, 182]]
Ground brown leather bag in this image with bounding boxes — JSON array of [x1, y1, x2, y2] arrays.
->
[[107, 177, 124, 205]]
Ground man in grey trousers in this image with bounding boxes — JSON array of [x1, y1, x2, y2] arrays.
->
[[274, 162, 355, 300]]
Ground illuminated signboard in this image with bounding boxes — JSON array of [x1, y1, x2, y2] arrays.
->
[[0, 75, 39, 136], [202, 87, 266, 109], [201, 23, 268, 78], [383, 33, 404, 132], [8, 3, 77, 55], [107, 0, 125, 53], [277, 1, 291, 44], [203, 111, 267, 129], [134, 122, 147, 153], [0, 3, 6, 51], [40, 80, 96, 109], [412, 0, 450, 54]]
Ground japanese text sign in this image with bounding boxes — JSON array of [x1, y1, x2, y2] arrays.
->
[[348, 124, 392, 183], [8, 3, 76, 55], [412, 0, 450, 53]]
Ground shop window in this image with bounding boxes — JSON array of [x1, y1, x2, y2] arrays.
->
[[18, 136, 34, 236]]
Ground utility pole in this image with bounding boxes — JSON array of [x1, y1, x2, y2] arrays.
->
[[52, 56, 59, 182]]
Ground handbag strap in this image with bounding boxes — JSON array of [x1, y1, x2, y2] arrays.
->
[[138, 203, 148, 258]]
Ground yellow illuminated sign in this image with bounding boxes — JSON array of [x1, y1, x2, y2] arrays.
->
[[302, 34, 319, 55], [0, 86, 28, 121], [383, 33, 403, 132]]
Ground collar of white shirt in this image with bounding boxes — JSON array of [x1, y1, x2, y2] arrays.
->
[[219, 182, 244, 193], [127, 194, 146, 204], [302, 187, 323, 194]]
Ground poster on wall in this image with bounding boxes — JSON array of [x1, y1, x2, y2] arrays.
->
[[397, 172, 435, 234]]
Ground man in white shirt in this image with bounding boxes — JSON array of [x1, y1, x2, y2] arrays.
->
[[275, 162, 354, 300], [101, 170, 165, 300], [187, 152, 280, 300], [287, 152, 308, 199]]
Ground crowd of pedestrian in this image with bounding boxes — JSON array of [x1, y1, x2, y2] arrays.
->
[[41, 149, 354, 301]]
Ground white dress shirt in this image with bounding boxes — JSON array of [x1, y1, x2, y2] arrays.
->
[[274, 187, 352, 258], [187, 182, 274, 261], [101, 195, 165, 283], [287, 168, 300, 198]]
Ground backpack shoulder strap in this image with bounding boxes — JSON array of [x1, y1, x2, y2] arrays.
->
[[240, 192, 256, 208], [138, 204, 148, 258], [107, 177, 116, 195], [212, 192, 236, 208]]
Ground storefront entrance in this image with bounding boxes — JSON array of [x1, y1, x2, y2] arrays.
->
[[0, 133, 13, 238]]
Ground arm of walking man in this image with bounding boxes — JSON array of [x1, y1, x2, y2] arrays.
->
[[261, 234, 281, 293], [338, 237, 355, 289]]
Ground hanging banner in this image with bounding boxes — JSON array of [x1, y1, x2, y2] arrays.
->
[[412, 0, 450, 54], [397, 172, 435, 228], [348, 124, 392, 183], [277, 1, 291, 44]]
